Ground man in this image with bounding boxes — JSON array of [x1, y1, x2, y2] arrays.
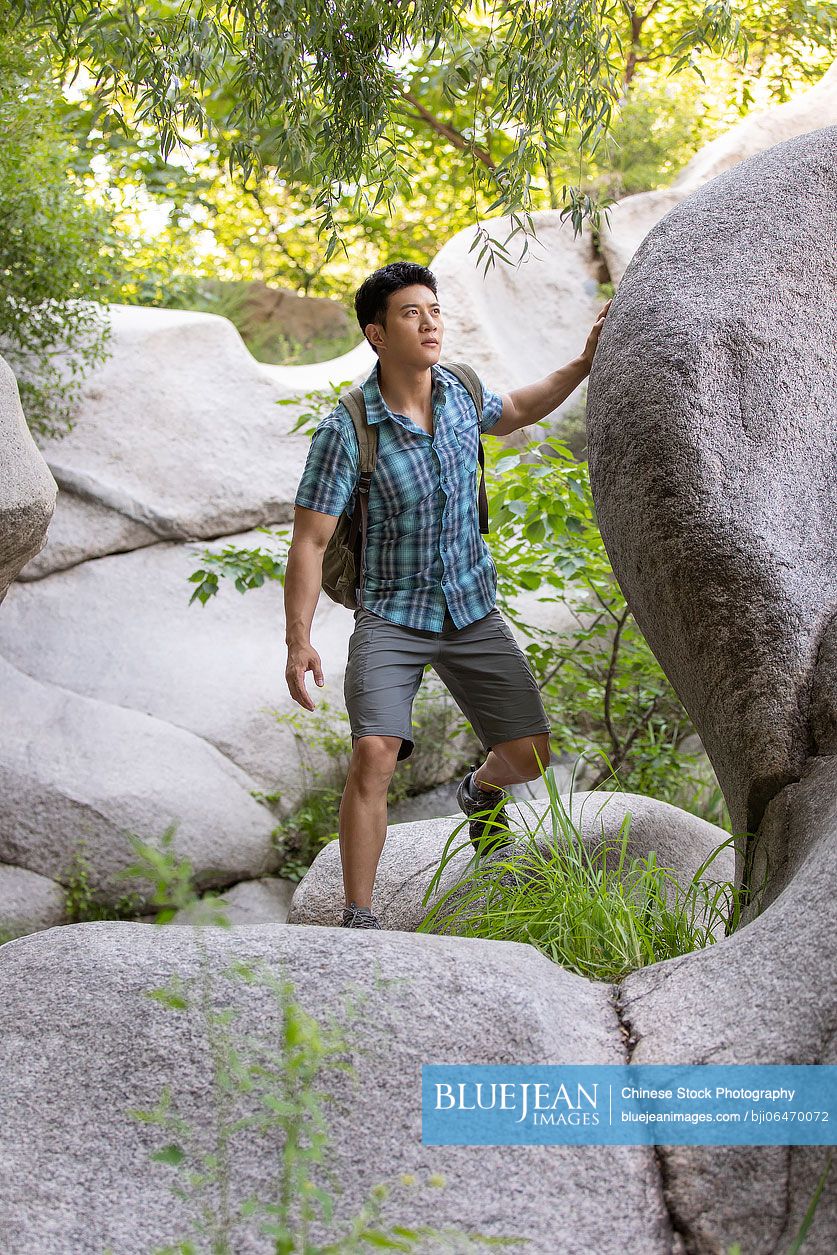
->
[[284, 260, 610, 929]]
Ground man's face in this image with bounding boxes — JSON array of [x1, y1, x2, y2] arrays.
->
[[366, 284, 444, 367]]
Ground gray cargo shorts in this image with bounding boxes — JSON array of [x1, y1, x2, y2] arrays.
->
[[343, 605, 551, 761]]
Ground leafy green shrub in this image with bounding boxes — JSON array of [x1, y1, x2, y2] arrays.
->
[[0, 31, 115, 438], [485, 433, 729, 827]]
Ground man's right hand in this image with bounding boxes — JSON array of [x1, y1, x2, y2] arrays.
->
[[285, 643, 324, 710]]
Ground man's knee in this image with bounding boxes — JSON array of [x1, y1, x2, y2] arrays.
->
[[348, 734, 402, 784], [493, 732, 551, 779]]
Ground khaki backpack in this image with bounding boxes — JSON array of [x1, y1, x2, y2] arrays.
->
[[321, 361, 490, 609]]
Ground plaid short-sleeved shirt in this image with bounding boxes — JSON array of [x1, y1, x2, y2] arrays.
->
[[294, 359, 505, 630]]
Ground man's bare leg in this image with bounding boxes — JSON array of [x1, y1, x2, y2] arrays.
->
[[470, 732, 552, 793], [338, 734, 401, 909]]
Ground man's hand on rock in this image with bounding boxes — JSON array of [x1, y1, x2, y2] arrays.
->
[[581, 298, 613, 371], [285, 643, 324, 710]]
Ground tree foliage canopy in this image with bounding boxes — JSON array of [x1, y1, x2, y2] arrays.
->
[[11, 0, 799, 264], [1, 1, 833, 425]]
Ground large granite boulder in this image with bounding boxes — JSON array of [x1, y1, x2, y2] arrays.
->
[[587, 125, 837, 869], [0, 652, 278, 915], [2, 819, 834, 1255], [582, 125, 837, 1244], [0, 354, 57, 601], [0, 921, 673, 1255], [599, 62, 837, 284], [289, 792, 734, 934], [618, 757, 837, 1253], [22, 304, 313, 576], [0, 528, 352, 798], [18, 302, 373, 581]]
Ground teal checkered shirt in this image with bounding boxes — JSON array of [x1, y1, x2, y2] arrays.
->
[[294, 359, 504, 630]]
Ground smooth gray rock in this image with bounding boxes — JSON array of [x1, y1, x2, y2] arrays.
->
[[0, 354, 57, 603], [0, 863, 67, 938], [33, 304, 309, 545], [18, 488, 160, 580], [587, 125, 837, 855], [0, 528, 353, 799], [618, 755, 837, 1254], [289, 792, 734, 936], [0, 921, 672, 1255], [170, 876, 297, 925], [0, 654, 277, 902], [15, 304, 375, 573]]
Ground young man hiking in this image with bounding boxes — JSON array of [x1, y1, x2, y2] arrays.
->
[[284, 261, 610, 929]]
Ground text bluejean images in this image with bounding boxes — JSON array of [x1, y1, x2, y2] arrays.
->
[[422, 1065, 837, 1145]]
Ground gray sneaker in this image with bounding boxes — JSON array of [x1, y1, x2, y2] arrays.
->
[[341, 901, 382, 929], [456, 770, 513, 854]]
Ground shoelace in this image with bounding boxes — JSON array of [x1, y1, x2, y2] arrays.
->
[[468, 773, 510, 813], [341, 904, 381, 928]]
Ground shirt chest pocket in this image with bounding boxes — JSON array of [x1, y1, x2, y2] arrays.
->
[[452, 416, 480, 473]]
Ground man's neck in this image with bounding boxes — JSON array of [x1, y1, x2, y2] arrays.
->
[[376, 357, 434, 420]]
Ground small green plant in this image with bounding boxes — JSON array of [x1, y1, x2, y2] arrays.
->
[[276, 379, 356, 435], [113, 823, 223, 923], [786, 1149, 834, 1254], [63, 837, 147, 923], [187, 527, 290, 606], [118, 827, 526, 1253], [419, 755, 747, 983]]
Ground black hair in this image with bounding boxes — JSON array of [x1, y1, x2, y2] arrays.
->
[[354, 261, 438, 355]]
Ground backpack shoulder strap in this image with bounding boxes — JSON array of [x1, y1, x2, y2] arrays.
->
[[339, 386, 377, 475], [442, 361, 483, 415], [337, 386, 377, 559], [439, 361, 489, 536]]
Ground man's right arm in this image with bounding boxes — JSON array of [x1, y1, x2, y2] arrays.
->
[[285, 413, 358, 708], [284, 506, 341, 710]]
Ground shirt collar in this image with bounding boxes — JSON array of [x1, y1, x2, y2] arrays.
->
[[361, 360, 447, 425]]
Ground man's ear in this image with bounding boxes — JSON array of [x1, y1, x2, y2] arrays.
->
[[365, 322, 385, 353]]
